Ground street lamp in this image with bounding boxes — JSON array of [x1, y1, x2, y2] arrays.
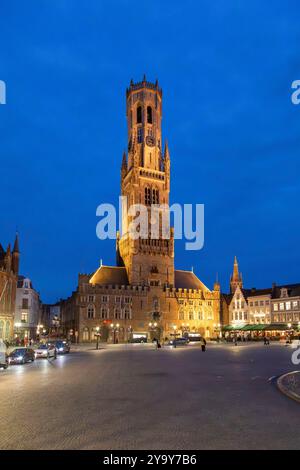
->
[[95, 326, 100, 350]]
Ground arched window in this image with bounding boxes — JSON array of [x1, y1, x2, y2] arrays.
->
[[101, 307, 108, 319], [145, 187, 151, 206], [0, 320, 4, 339], [87, 305, 95, 319], [82, 327, 89, 342], [5, 321, 10, 340], [124, 308, 131, 320], [147, 106, 153, 124], [114, 308, 121, 319], [137, 105, 142, 124]]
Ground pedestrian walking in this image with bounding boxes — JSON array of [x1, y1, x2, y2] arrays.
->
[[234, 334, 237, 346], [200, 337, 206, 352]]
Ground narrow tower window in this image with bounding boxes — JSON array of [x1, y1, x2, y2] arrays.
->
[[145, 187, 151, 206], [137, 127, 143, 143], [137, 105, 142, 124], [147, 106, 153, 124]]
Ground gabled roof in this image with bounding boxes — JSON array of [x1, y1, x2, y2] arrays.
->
[[89, 265, 129, 286], [243, 288, 273, 299], [271, 283, 300, 299], [174, 270, 210, 292]]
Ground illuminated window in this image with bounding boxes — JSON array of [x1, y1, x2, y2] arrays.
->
[[21, 312, 28, 323], [293, 301, 298, 309], [286, 301, 291, 310], [274, 303, 278, 311], [279, 303, 284, 311]]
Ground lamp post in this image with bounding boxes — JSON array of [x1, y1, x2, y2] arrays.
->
[[95, 326, 100, 350]]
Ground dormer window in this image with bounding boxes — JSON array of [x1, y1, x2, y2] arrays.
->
[[280, 288, 288, 298]]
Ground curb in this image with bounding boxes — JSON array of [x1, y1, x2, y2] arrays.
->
[[277, 371, 300, 403]]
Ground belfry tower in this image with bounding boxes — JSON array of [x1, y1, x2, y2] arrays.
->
[[117, 76, 174, 286], [230, 256, 243, 293]]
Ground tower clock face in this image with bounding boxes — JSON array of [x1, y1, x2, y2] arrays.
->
[[146, 136, 155, 147]]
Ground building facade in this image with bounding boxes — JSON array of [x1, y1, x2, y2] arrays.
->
[[226, 258, 299, 331], [15, 276, 41, 340], [0, 235, 19, 341], [271, 284, 300, 325], [61, 78, 221, 342]]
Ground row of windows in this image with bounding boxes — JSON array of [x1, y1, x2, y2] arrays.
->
[[273, 314, 300, 322], [179, 311, 213, 321], [85, 295, 132, 304], [178, 300, 212, 307], [248, 300, 270, 307], [232, 312, 248, 321], [273, 301, 299, 311], [87, 307, 132, 320]]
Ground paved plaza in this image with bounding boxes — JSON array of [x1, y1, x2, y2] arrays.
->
[[0, 342, 299, 450]]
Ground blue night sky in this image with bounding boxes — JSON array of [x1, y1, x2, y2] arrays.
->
[[1, 1, 300, 303]]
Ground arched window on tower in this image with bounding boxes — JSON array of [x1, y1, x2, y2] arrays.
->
[[147, 106, 153, 124], [137, 105, 142, 124], [145, 187, 151, 206]]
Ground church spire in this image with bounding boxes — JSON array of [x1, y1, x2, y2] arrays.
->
[[230, 256, 243, 293], [12, 233, 20, 275]]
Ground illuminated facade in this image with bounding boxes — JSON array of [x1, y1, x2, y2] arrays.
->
[[0, 235, 19, 341]]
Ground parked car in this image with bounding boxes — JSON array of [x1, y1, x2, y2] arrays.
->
[[35, 343, 57, 359], [8, 347, 35, 365], [0, 339, 8, 369], [48, 340, 70, 354], [130, 336, 148, 343], [168, 337, 189, 347]]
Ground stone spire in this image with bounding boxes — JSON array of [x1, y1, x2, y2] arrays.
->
[[121, 151, 127, 181], [230, 256, 243, 293], [12, 233, 20, 275]]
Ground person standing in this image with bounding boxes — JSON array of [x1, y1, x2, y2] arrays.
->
[[200, 337, 206, 352]]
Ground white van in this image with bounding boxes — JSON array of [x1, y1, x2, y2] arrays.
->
[[0, 339, 8, 369]]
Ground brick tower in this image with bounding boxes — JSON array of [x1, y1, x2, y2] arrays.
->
[[117, 76, 174, 286]]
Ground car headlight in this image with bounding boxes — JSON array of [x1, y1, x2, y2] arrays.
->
[[59, 347, 64, 351], [17, 356, 23, 361]]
